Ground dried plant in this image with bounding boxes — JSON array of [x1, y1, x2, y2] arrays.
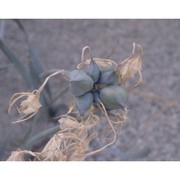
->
[[8, 70, 66, 123], [117, 43, 143, 87], [7, 148, 37, 161], [7, 43, 143, 161], [8, 90, 42, 123]]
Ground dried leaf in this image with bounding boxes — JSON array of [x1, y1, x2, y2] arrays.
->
[[8, 70, 66, 123], [8, 90, 41, 123], [7, 149, 37, 161], [117, 43, 143, 87]]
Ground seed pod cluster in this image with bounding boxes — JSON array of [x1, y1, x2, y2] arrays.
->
[[70, 58, 128, 115]]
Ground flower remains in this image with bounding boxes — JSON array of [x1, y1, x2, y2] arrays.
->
[[8, 43, 142, 161]]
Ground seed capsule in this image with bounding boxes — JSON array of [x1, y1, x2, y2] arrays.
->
[[99, 66, 117, 85], [80, 58, 100, 83], [99, 85, 128, 110], [70, 69, 94, 96], [75, 92, 94, 115]]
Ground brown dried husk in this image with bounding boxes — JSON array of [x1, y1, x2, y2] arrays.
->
[[116, 43, 143, 87], [7, 149, 37, 161], [7, 106, 127, 161]]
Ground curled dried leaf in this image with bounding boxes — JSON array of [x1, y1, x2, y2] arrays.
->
[[7, 148, 37, 161], [58, 116, 81, 130], [8, 70, 66, 123], [117, 43, 143, 87], [93, 58, 118, 69], [37, 133, 66, 161], [79, 45, 118, 73], [35, 114, 100, 161], [8, 90, 41, 123], [37, 131, 93, 161], [78, 57, 118, 71]]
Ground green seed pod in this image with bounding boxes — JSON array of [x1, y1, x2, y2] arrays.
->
[[70, 69, 94, 96], [75, 92, 94, 115], [80, 58, 100, 83], [99, 66, 117, 85], [99, 85, 128, 110]]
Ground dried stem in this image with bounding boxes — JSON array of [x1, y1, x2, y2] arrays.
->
[[38, 70, 66, 94], [81, 46, 93, 62]]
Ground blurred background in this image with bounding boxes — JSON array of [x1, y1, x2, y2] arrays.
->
[[0, 19, 179, 161]]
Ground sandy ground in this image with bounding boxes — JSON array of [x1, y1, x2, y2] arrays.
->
[[0, 19, 179, 160]]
